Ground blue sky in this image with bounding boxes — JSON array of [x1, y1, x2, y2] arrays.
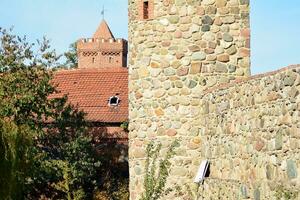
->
[[0, 0, 299, 74]]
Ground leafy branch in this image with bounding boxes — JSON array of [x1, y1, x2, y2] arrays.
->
[[140, 139, 179, 200]]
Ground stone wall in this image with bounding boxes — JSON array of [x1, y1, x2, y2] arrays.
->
[[194, 65, 300, 199], [128, 0, 300, 199], [128, 0, 250, 199], [129, 65, 300, 200]]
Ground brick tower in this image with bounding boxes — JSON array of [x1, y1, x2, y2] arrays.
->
[[77, 20, 128, 69], [128, 0, 250, 199]]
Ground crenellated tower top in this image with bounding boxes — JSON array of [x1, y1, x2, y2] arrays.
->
[[77, 20, 127, 69]]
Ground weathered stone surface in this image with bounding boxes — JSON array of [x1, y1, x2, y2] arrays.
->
[[174, 30, 182, 38], [275, 132, 283, 150], [215, 62, 228, 73], [222, 16, 235, 24], [190, 62, 202, 74], [287, 160, 298, 179], [188, 80, 197, 88], [240, 0, 249, 5], [132, 149, 145, 158], [223, 33, 233, 42], [217, 54, 230, 62], [201, 24, 211, 32], [239, 48, 250, 57], [155, 108, 164, 116], [169, 15, 180, 24], [255, 139, 265, 151], [164, 68, 176, 76], [216, 0, 227, 7], [190, 24, 200, 33], [154, 89, 166, 98], [241, 28, 250, 38], [126, 1, 300, 200], [254, 188, 260, 200], [226, 45, 237, 55], [236, 68, 244, 76], [177, 67, 189, 76], [283, 72, 297, 86], [240, 185, 248, 198], [150, 61, 160, 68], [188, 45, 200, 52], [192, 52, 206, 60], [138, 66, 149, 78], [176, 52, 185, 59], [159, 18, 169, 26], [202, 15, 214, 25], [166, 129, 177, 136], [202, 0, 216, 6]]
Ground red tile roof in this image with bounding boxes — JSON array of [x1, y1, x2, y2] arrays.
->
[[51, 67, 128, 123]]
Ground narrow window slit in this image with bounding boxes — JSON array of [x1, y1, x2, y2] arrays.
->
[[143, 1, 149, 19]]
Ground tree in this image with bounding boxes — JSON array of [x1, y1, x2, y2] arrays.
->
[[63, 42, 78, 69], [0, 28, 100, 199]]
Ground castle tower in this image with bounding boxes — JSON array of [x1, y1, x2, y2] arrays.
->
[[128, 0, 250, 199], [77, 20, 128, 69]]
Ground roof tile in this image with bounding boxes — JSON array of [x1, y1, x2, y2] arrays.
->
[[51, 67, 128, 123]]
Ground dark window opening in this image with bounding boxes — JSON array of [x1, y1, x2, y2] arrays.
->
[[109, 56, 113, 63], [109, 96, 120, 106], [92, 57, 95, 63], [143, 1, 149, 19]]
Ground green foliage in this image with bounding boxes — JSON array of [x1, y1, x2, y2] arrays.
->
[[0, 120, 34, 199], [93, 140, 129, 200], [275, 185, 299, 200], [0, 27, 60, 199], [95, 165, 129, 200], [0, 28, 100, 199], [63, 42, 78, 69], [47, 160, 86, 200], [140, 140, 179, 200], [120, 121, 129, 132], [28, 128, 101, 199]]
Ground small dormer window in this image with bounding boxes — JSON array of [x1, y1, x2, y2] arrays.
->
[[108, 96, 120, 106]]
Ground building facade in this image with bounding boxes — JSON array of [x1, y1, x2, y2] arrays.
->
[[128, 0, 300, 199], [53, 20, 129, 161], [77, 20, 128, 69]]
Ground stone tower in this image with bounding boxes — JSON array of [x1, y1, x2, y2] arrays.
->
[[128, 0, 250, 199], [77, 20, 128, 69]]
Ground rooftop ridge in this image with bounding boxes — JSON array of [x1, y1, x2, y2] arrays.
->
[[54, 67, 128, 75]]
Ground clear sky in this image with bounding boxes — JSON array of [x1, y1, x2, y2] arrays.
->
[[0, 0, 299, 74]]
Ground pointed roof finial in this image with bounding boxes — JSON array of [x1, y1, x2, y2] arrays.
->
[[101, 5, 107, 20], [93, 20, 115, 39]]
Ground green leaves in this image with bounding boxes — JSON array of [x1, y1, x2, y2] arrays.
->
[[141, 140, 179, 200], [0, 28, 100, 199], [0, 119, 35, 199], [63, 42, 78, 69]]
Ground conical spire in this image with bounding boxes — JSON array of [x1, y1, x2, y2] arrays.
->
[[93, 20, 115, 39]]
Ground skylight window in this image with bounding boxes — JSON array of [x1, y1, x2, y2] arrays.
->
[[108, 96, 120, 106]]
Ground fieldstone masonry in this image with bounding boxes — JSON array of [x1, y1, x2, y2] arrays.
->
[[128, 0, 300, 199]]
